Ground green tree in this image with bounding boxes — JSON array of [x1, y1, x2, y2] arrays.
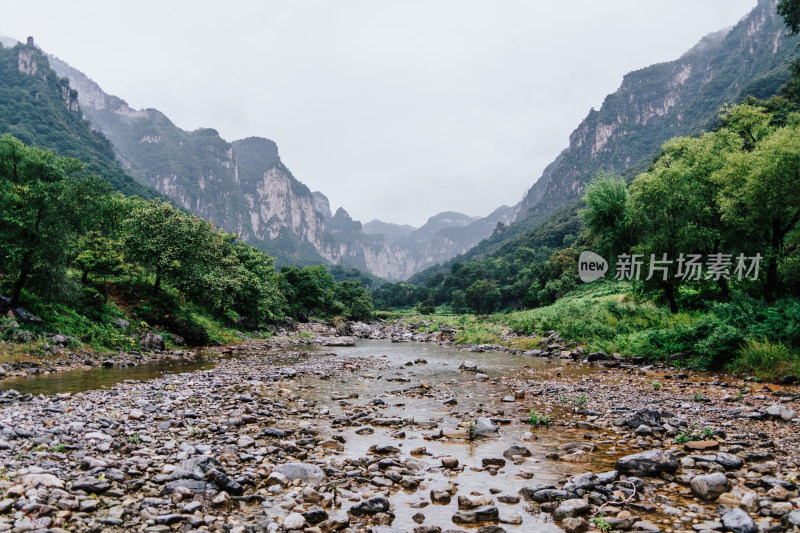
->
[[334, 281, 374, 321], [465, 279, 501, 314], [581, 172, 634, 264], [0, 135, 86, 306], [122, 200, 220, 293]]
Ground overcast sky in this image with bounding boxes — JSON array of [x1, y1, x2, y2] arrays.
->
[[1, 1, 757, 226]]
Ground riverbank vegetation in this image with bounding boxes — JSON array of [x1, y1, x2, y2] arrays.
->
[[0, 135, 373, 357]]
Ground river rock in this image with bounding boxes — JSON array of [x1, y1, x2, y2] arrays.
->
[[624, 407, 662, 428], [451, 505, 499, 524], [350, 496, 390, 516], [552, 499, 590, 520], [562, 517, 588, 533], [273, 462, 326, 482], [503, 445, 532, 459], [139, 332, 165, 351], [714, 452, 744, 470], [283, 513, 306, 530], [764, 404, 796, 421], [459, 361, 479, 371], [690, 472, 731, 501], [784, 509, 800, 528], [721, 508, 757, 533], [615, 450, 678, 476], [474, 417, 498, 436], [21, 473, 64, 488]]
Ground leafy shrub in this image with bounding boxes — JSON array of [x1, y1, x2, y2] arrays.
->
[[729, 339, 800, 382]]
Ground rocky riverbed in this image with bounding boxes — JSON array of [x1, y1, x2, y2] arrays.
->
[[0, 333, 798, 533]]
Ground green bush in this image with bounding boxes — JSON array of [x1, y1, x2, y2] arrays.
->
[[729, 339, 800, 382]]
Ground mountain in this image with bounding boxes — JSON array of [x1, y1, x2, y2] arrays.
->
[[421, 0, 800, 271], [0, 37, 160, 200], [363, 220, 417, 243], [36, 44, 512, 279], [516, 0, 798, 227]]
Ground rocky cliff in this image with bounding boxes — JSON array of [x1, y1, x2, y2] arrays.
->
[[43, 50, 510, 279], [515, 0, 799, 226]]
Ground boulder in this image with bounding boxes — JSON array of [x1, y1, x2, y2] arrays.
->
[[764, 404, 796, 421], [350, 496, 390, 516], [474, 417, 499, 437], [552, 499, 590, 520], [273, 462, 326, 482], [690, 473, 731, 501], [451, 505, 499, 524], [624, 407, 662, 428], [139, 332, 165, 351], [721, 508, 757, 533], [615, 450, 678, 476]]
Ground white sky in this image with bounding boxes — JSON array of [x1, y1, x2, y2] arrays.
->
[[0, 0, 757, 226]]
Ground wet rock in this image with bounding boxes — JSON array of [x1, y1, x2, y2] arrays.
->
[[690, 473, 732, 501], [632, 520, 661, 532], [442, 457, 459, 469], [431, 490, 452, 504], [458, 494, 494, 509], [502, 446, 531, 459], [721, 507, 757, 533], [139, 332, 165, 351], [624, 407, 662, 428], [552, 499, 590, 520], [561, 517, 588, 533], [482, 458, 506, 468], [459, 361, 479, 372], [452, 505, 499, 524], [474, 417, 498, 436], [615, 450, 678, 476], [714, 452, 744, 470], [350, 496, 390, 516]]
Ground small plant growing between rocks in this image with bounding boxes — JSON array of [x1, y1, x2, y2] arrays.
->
[[651, 381, 663, 390], [528, 408, 553, 426], [467, 420, 476, 440], [693, 392, 706, 402], [591, 514, 612, 532], [128, 433, 142, 445], [50, 443, 66, 453], [573, 393, 588, 411]]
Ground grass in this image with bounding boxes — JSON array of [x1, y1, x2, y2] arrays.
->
[[528, 408, 553, 426], [501, 282, 800, 373], [729, 339, 800, 382]]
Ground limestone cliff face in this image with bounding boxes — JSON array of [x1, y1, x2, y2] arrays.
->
[[515, 0, 798, 225], [46, 51, 505, 279]]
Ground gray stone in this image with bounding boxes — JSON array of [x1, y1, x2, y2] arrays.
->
[[451, 505, 499, 524], [624, 407, 662, 428], [562, 517, 588, 533], [112, 318, 130, 329], [502, 446, 531, 459], [139, 332, 165, 351], [616, 449, 678, 476], [350, 496, 390, 516], [720, 508, 757, 533], [714, 452, 744, 470], [764, 404, 796, 421], [690, 473, 731, 501], [273, 462, 326, 482], [552, 499, 590, 520], [474, 417, 498, 436]]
